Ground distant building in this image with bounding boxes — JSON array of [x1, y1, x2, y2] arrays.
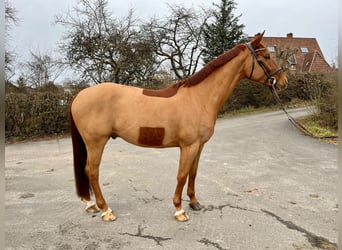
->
[[253, 33, 333, 73]]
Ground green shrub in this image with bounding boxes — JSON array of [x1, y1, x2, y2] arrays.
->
[[221, 79, 289, 114], [5, 92, 72, 141], [315, 75, 338, 130], [289, 72, 337, 130]]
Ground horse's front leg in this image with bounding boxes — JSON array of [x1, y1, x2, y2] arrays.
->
[[173, 143, 201, 222], [187, 144, 204, 211]]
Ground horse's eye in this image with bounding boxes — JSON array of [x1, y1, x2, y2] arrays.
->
[[263, 54, 271, 60]]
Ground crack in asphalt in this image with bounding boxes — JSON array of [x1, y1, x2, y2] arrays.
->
[[119, 225, 171, 246], [261, 209, 337, 250], [128, 179, 164, 204], [202, 203, 257, 218], [142, 195, 164, 204], [198, 238, 227, 250]]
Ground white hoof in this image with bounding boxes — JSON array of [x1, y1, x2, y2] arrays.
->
[[83, 200, 100, 213], [174, 209, 190, 222], [101, 208, 117, 221]]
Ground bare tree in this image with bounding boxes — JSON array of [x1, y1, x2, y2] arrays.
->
[[55, 0, 158, 85], [145, 4, 210, 79], [273, 46, 298, 72], [23, 49, 63, 88]]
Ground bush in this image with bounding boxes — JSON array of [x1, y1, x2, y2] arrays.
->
[[288, 72, 337, 130], [5, 92, 72, 141], [314, 75, 338, 130], [221, 79, 289, 114]]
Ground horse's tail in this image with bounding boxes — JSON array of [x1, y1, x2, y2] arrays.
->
[[69, 99, 91, 199]]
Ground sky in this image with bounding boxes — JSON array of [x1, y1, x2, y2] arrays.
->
[[8, 0, 338, 81]]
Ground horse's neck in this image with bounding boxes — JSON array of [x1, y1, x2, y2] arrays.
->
[[191, 54, 247, 118]]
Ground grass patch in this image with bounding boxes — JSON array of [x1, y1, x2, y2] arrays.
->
[[299, 115, 338, 138]]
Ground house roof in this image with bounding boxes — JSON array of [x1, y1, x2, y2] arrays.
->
[[252, 33, 333, 73]]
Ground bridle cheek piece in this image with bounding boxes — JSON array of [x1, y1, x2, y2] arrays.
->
[[246, 42, 282, 89]]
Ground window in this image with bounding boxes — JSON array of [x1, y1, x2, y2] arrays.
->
[[267, 46, 275, 53], [300, 47, 309, 53]]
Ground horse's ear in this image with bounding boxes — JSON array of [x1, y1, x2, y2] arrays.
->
[[251, 31, 265, 48]]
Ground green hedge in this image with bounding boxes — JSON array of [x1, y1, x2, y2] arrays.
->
[[220, 77, 296, 113], [308, 74, 338, 130], [5, 92, 72, 141]]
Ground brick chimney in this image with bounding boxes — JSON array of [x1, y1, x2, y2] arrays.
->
[[286, 33, 293, 38]]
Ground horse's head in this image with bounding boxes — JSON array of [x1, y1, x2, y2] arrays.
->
[[244, 32, 288, 90]]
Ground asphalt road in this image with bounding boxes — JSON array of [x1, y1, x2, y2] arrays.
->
[[5, 108, 338, 250]]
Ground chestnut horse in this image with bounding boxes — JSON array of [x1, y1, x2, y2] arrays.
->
[[69, 32, 287, 222]]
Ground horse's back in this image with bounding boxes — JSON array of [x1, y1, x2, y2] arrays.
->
[[72, 82, 142, 111], [74, 82, 137, 101]]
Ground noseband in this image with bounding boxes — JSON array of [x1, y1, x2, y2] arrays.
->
[[246, 42, 282, 88]]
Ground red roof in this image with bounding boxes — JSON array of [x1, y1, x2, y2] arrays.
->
[[253, 33, 333, 73]]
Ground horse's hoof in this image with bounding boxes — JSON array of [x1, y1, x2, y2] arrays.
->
[[174, 209, 190, 222], [84, 200, 100, 214], [189, 202, 202, 211], [86, 204, 100, 214], [101, 208, 117, 222]]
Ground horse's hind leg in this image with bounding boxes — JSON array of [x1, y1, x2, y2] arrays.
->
[[82, 198, 100, 214], [85, 138, 116, 221]]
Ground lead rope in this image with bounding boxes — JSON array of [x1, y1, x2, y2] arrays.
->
[[270, 85, 338, 141]]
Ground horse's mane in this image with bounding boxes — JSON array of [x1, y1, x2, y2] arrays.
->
[[142, 44, 246, 98], [179, 44, 246, 87]]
